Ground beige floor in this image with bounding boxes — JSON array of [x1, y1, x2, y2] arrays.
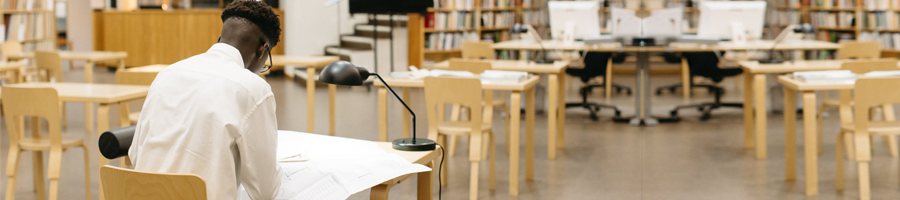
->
[[2, 61, 900, 200]]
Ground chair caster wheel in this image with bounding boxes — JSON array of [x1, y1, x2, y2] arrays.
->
[[655, 90, 662, 95], [589, 113, 599, 121], [700, 113, 712, 121], [669, 88, 676, 93], [615, 110, 622, 116], [670, 110, 678, 117], [626, 90, 632, 95], [697, 107, 704, 112]]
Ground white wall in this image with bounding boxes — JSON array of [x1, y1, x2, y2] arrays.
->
[[281, 0, 361, 56], [68, 0, 93, 52]]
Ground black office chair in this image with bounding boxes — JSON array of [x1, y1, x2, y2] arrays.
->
[[565, 52, 631, 120], [663, 52, 743, 120]]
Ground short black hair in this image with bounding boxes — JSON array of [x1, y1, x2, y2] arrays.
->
[[221, 1, 281, 47]]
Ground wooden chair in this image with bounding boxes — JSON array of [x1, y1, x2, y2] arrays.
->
[[461, 41, 494, 60], [33, 51, 69, 128], [115, 70, 159, 125], [819, 59, 899, 158], [835, 76, 900, 200], [425, 77, 496, 200], [836, 41, 882, 60], [445, 59, 511, 156], [1, 40, 23, 83], [101, 165, 208, 200], [3, 86, 91, 200]]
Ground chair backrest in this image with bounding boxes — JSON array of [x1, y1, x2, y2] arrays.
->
[[461, 41, 494, 59], [424, 77, 484, 140], [115, 70, 159, 86], [100, 165, 208, 200], [840, 58, 899, 74], [1, 86, 61, 144], [448, 59, 492, 74], [35, 51, 63, 82], [837, 41, 881, 60], [1, 40, 22, 61]]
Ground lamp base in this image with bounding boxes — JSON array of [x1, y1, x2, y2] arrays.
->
[[392, 138, 437, 151], [533, 58, 554, 64], [758, 58, 784, 64]]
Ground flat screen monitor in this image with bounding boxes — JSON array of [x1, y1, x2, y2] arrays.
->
[[348, 0, 432, 14], [548, 1, 602, 40], [697, 1, 767, 39]]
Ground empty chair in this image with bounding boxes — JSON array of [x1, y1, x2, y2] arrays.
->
[[3, 86, 91, 200], [101, 165, 207, 200], [425, 76, 496, 200], [115, 69, 161, 125], [564, 52, 628, 120], [445, 59, 510, 156], [462, 41, 494, 60], [666, 52, 744, 120]]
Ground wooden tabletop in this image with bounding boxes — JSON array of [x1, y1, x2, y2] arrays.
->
[[1, 82, 150, 103], [739, 59, 900, 74], [267, 55, 340, 68], [0, 61, 26, 71], [433, 60, 569, 74], [124, 64, 168, 73], [9, 51, 128, 61], [493, 39, 840, 52], [374, 76, 541, 91], [777, 75, 854, 91]]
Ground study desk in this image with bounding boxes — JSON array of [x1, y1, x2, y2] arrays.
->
[[493, 40, 841, 126], [0, 61, 26, 83], [265, 55, 341, 135], [1, 82, 149, 200], [374, 75, 540, 196], [9, 51, 129, 83], [778, 75, 855, 196], [434, 60, 571, 159]]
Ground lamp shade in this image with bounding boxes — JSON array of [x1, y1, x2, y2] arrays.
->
[[319, 61, 371, 86]]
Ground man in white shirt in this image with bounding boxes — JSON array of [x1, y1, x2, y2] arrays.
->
[[128, 1, 282, 199]]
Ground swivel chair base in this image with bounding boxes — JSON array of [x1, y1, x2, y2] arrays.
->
[[668, 85, 742, 121]]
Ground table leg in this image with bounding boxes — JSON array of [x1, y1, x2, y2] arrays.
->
[[85, 103, 94, 132], [558, 74, 566, 149], [370, 184, 391, 200], [85, 61, 94, 83], [402, 88, 411, 139], [742, 72, 754, 149], [378, 88, 388, 142], [681, 58, 691, 103], [97, 103, 111, 200], [783, 86, 797, 181], [547, 74, 558, 159], [753, 74, 767, 159], [118, 59, 126, 71], [526, 87, 535, 181], [329, 84, 336, 136], [307, 67, 316, 133], [802, 91, 819, 196], [509, 91, 522, 196], [417, 161, 434, 200]]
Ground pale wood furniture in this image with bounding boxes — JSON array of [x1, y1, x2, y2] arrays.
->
[[424, 77, 496, 200], [0, 61, 25, 84], [1, 40, 23, 61], [116, 64, 166, 124], [9, 51, 129, 83], [34, 51, 68, 128], [434, 59, 570, 158], [444, 59, 509, 157], [92, 9, 284, 67], [461, 41, 495, 59], [1, 82, 150, 200], [2, 86, 91, 200], [264, 55, 341, 135], [375, 75, 538, 196], [100, 165, 208, 200], [834, 77, 900, 200]]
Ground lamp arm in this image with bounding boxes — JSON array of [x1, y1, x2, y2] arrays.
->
[[372, 73, 418, 142]]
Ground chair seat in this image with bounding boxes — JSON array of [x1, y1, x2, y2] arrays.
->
[[437, 121, 492, 135], [129, 111, 141, 124], [18, 134, 85, 150], [841, 121, 900, 134]]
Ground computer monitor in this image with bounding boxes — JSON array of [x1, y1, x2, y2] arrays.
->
[[697, 1, 767, 40], [548, 1, 602, 40]]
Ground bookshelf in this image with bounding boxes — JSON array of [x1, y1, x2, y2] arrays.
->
[[0, 0, 57, 51], [408, 0, 549, 68]]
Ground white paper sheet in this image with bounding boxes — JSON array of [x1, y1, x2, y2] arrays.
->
[[239, 131, 432, 200]]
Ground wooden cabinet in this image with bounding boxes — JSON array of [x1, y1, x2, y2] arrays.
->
[[93, 9, 284, 67]]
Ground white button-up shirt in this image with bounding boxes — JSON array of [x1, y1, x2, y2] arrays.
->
[[129, 43, 281, 200]]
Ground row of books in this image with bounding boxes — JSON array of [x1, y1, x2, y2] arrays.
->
[[482, 0, 517, 9], [522, 10, 546, 26], [3, 0, 51, 11], [425, 11, 476, 30], [482, 11, 516, 28], [433, 0, 476, 10], [425, 32, 479, 50], [817, 30, 856, 42], [863, 0, 900, 10], [5, 13, 50, 43], [810, 0, 857, 9], [480, 31, 511, 43], [809, 11, 856, 28], [859, 31, 900, 49], [768, 10, 802, 26], [862, 11, 900, 29]]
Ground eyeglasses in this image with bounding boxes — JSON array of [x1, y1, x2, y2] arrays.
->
[[261, 46, 273, 74]]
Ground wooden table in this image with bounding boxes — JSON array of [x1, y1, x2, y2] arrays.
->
[[434, 60, 570, 159], [1, 82, 149, 200], [122, 64, 167, 73], [778, 75, 855, 196], [265, 55, 341, 135], [0, 61, 26, 83], [371, 140, 441, 200], [374, 76, 539, 196], [9, 51, 128, 83]]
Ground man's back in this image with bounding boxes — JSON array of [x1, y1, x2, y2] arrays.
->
[[129, 43, 281, 200]]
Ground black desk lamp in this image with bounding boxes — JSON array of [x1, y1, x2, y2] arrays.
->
[[759, 23, 817, 64], [511, 23, 554, 64], [319, 61, 436, 151]]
